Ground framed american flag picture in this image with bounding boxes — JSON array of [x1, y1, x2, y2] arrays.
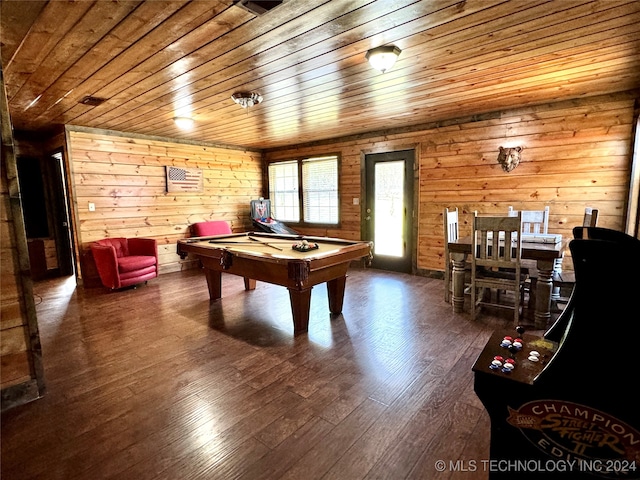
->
[[166, 166, 204, 193]]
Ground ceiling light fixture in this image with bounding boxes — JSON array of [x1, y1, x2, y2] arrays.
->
[[79, 95, 107, 106], [366, 45, 401, 73], [231, 91, 263, 109], [174, 117, 194, 130]]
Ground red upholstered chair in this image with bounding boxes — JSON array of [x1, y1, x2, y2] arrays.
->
[[191, 221, 232, 237], [91, 238, 158, 290]]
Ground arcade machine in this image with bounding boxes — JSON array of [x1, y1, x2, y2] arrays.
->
[[250, 198, 299, 235], [473, 227, 640, 479]]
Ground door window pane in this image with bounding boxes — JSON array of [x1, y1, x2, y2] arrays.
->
[[374, 161, 404, 257]]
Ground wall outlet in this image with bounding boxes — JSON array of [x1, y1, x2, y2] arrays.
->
[[88, 202, 96, 212]]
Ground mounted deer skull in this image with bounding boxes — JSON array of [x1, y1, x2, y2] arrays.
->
[[497, 146, 523, 172]]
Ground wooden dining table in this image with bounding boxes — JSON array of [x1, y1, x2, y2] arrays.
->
[[448, 236, 566, 328]]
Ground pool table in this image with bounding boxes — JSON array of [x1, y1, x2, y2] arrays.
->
[[177, 232, 373, 335]]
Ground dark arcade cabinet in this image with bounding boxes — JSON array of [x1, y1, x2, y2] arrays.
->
[[250, 198, 299, 235], [473, 227, 640, 479]]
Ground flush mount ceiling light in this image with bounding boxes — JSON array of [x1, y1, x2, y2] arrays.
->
[[79, 95, 107, 106], [365, 45, 401, 73], [231, 91, 263, 109], [174, 116, 194, 130]]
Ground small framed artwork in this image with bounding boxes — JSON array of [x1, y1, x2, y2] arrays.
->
[[166, 166, 203, 193]]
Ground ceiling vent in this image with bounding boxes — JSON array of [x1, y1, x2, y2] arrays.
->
[[233, 1, 285, 15], [79, 95, 107, 107]]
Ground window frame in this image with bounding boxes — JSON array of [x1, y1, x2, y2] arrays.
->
[[266, 153, 341, 228]]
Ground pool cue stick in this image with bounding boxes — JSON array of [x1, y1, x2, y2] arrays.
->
[[248, 236, 284, 251], [208, 240, 293, 245]]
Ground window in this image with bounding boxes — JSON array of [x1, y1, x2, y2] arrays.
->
[[268, 160, 299, 222], [268, 155, 339, 225]]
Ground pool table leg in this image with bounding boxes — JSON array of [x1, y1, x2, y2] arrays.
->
[[204, 270, 222, 300], [205, 270, 256, 300], [288, 287, 312, 335], [327, 275, 347, 314], [244, 277, 256, 290]]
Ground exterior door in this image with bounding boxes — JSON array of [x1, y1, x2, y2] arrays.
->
[[364, 150, 414, 273]]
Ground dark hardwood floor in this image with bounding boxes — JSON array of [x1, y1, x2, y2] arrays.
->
[[2, 267, 526, 480]]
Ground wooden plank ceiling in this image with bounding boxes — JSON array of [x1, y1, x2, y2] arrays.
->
[[2, 0, 639, 150]]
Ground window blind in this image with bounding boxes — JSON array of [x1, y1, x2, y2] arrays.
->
[[302, 156, 338, 224]]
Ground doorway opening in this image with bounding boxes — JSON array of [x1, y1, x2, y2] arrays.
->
[[48, 150, 75, 278], [18, 149, 75, 280], [364, 150, 415, 273]]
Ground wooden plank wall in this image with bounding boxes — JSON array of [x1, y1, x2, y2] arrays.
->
[[0, 158, 33, 391], [66, 129, 263, 277], [43, 239, 58, 270], [265, 91, 638, 273]]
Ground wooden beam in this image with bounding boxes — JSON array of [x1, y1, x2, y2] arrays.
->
[[0, 66, 45, 410]]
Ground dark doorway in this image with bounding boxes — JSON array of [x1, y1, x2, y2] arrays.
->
[[17, 157, 49, 238], [17, 150, 75, 279], [47, 150, 74, 277]]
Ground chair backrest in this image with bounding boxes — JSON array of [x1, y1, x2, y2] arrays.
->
[[444, 207, 459, 245], [473, 214, 522, 270], [582, 207, 598, 227], [191, 221, 232, 237], [94, 238, 129, 257], [443, 207, 459, 301], [508, 205, 549, 234]]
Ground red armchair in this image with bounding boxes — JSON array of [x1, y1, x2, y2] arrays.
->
[[91, 237, 158, 290], [191, 221, 232, 237]]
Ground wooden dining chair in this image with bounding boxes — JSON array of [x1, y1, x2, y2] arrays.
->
[[553, 207, 600, 307], [471, 213, 526, 324], [443, 207, 458, 303], [507, 205, 549, 234], [583, 207, 598, 227], [507, 205, 550, 281]]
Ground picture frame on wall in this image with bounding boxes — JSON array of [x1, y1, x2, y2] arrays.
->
[[166, 166, 203, 193]]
